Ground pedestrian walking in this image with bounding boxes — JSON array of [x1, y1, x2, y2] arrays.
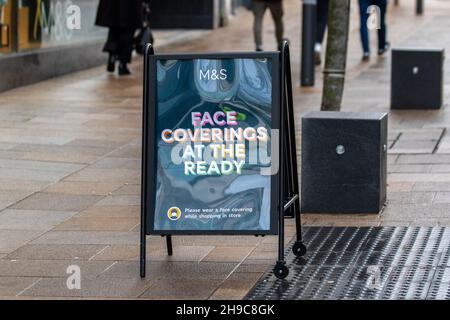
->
[[96, 0, 143, 75], [315, 0, 329, 65], [252, 0, 284, 51], [358, 0, 390, 62]]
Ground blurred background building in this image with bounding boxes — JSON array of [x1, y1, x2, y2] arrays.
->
[[150, 0, 249, 29], [0, 0, 247, 92]]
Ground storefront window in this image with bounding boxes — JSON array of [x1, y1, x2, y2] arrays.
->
[[0, 0, 13, 55], [0, 0, 105, 55]]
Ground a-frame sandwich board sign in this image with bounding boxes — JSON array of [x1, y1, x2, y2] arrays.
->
[[140, 41, 306, 279]]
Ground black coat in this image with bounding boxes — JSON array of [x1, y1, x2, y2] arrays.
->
[[96, 0, 143, 28]]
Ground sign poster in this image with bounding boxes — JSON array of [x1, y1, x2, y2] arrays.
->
[[151, 55, 277, 233]]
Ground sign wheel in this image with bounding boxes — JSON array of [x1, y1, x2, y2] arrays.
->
[[273, 262, 289, 279], [292, 241, 307, 257]]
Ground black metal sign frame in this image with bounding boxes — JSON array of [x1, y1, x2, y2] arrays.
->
[[140, 42, 305, 279], [144, 51, 280, 236]]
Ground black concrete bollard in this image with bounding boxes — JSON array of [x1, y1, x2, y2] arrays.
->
[[301, 112, 388, 214], [391, 48, 445, 109]]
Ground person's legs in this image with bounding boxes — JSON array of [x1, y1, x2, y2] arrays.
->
[[103, 27, 120, 72], [252, 1, 267, 51], [268, 2, 284, 50], [117, 27, 135, 75], [316, 0, 329, 45], [358, 0, 371, 58], [103, 27, 119, 54], [375, 0, 388, 53], [118, 27, 134, 64], [315, 0, 329, 65]]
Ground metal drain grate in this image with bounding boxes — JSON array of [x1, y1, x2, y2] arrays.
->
[[246, 227, 450, 300]]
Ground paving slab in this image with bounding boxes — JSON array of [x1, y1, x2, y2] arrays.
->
[[43, 181, 124, 196], [0, 260, 113, 278], [105, 145, 141, 159], [76, 205, 140, 219], [0, 209, 76, 231], [0, 142, 17, 150], [389, 140, 438, 154], [111, 184, 140, 196], [0, 230, 45, 254], [202, 246, 255, 263], [89, 158, 141, 170], [140, 278, 222, 300], [0, 159, 84, 173], [92, 245, 215, 262], [94, 195, 140, 207], [0, 168, 71, 182], [0, 190, 34, 211], [53, 217, 139, 232], [436, 138, 450, 153], [171, 236, 264, 247], [19, 276, 151, 298], [389, 173, 450, 182], [414, 182, 450, 192], [64, 168, 140, 183], [101, 261, 237, 280], [6, 244, 107, 261], [64, 139, 125, 149], [19, 151, 99, 164], [397, 154, 450, 164], [388, 164, 431, 173], [387, 192, 436, 205], [430, 164, 450, 173], [0, 277, 42, 297], [12, 193, 102, 212], [396, 129, 444, 141], [387, 182, 414, 193], [0, 179, 50, 192], [209, 273, 263, 300], [13, 144, 115, 160], [31, 231, 139, 246], [433, 192, 450, 204]]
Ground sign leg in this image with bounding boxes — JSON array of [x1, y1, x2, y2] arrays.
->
[[273, 40, 291, 280], [285, 41, 307, 257], [166, 235, 173, 256], [140, 44, 154, 279], [273, 204, 289, 279], [140, 229, 146, 278]]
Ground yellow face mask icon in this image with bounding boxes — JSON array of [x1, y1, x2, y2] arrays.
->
[[167, 207, 181, 221]]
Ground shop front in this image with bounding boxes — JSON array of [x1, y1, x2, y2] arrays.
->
[[150, 0, 247, 29], [0, 0, 106, 92], [0, 0, 249, 92]]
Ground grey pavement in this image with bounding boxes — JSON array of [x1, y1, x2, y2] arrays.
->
[[0, 0, 450, 299]]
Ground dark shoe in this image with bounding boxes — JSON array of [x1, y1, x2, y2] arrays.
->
[[362, 52, 370, 62], [256, 46, 263, 52], [107, 54, 117, 72], [315, 51, 322, 66], [378, 42, 391, 55], [118, 63, 132, 76]]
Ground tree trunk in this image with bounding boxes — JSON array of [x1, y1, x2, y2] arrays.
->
[[321, 0, 351, 111]]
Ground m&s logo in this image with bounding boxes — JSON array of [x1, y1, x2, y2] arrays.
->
[[200, 68, 227, 81]]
